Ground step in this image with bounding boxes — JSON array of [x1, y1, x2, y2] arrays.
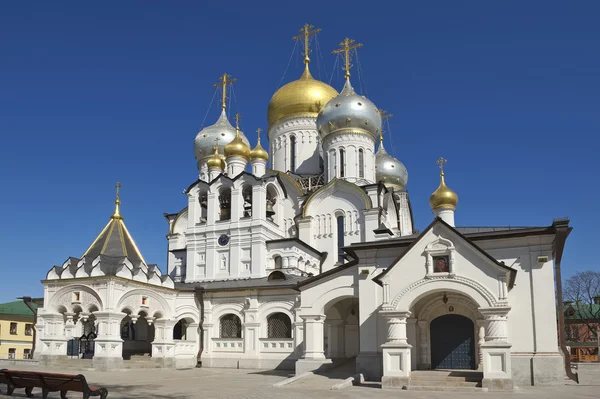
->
[[404, 385, 488, 392], [409, 380, 480, 387]]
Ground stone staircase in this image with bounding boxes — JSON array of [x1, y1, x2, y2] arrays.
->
[[48, 355, 161, 371], [404, 370, 486, 392]]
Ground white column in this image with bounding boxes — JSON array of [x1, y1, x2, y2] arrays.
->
[[418, 320, 429, 369], [327, 320, 345, 359], [243, 304, 259, 358], [477, 320, 485, 370], [301, 314, 326, 360], [151, 318, 176, 365], [64, 313, 76, 340], [380, 310, 412, 388], [37, 312, 68, 360], [92, 311, 126, 371], [295, 313, 333, 375], [479, 306, 513, 390], [293, 320, 304, 358]]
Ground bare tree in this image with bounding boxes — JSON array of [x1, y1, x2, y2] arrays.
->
[[563, 271, 600, 342]]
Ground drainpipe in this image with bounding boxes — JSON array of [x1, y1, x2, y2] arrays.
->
[[552, 218, 578, 383], [194, 287, 205, 367], [17, 296, 38, 359]]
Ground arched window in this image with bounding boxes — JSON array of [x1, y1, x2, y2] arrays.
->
[[290, 136, 296, 173], [173, 319, 186, 340], [267, 313, 292, 338], [220, 314, 242, 338], [339, 149, 345, 177], [337, 215, 345, 263], [273, 256, 283, 269], [358, 149, 364, 178]]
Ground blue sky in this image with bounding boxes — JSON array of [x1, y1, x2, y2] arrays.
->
[[0, 1, 598, 303]]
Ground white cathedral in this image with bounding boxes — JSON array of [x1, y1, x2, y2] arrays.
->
[[36, 27, 572, 391]]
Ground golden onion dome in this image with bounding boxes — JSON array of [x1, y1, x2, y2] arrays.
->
[[430, 171, 458, 210], [267, 63, 338, 129], [249, 132, 269, 161], [207, 145, 225, 170], [224, 129, 250, 160]]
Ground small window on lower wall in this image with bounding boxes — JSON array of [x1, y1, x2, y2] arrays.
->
[[23, 349, 31, 359], [433, 256, 450, 273], [220, 314, 242, 338], [8, 348, 16, 359], [267, 313, 292, 338]]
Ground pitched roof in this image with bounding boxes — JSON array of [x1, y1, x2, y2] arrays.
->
[[564, 304, 600, 320], [372, 217, 517, 287], [0, 300, 38, 317], [82, 201, 146, 266]]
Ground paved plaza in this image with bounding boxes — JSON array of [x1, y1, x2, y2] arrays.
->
[[1, 365, 599, 399]]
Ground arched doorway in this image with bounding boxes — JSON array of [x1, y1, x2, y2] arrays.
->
[[430, 314, 475, 369]]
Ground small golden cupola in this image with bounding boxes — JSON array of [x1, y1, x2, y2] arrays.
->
[[249, 128, 269, 162], [429, 157, 458, 211], [207, 139, 225, 170], [224, 114, 251, 160], [267, 25, 338, 128]]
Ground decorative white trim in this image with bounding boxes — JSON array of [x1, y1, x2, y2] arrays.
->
[[424, 236, 456, 276], [390, 275, 501, 310]]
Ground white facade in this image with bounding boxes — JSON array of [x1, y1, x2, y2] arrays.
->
[[35, 32, 571, 391]]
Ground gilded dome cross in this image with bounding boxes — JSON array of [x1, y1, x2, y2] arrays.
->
[[214, 73, 237, 110], [293, 24, 321, 64], [436, 157, 447, 172], [112, 182, 122, 220], [378, 109, 393, 143], [333, 37, 363, 78]]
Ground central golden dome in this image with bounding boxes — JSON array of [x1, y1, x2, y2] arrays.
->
[[267, 64, 338, 128]]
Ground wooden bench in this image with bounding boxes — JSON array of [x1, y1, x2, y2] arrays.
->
[[0, 369, 108, 399]]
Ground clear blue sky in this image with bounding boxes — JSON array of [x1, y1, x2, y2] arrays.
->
[[1, 1, 598, 303]]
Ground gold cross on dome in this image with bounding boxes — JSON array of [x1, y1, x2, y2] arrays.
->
[[293, 24, 321, 63], [214, 137, 220, 153], [436, 157, 447, 171], [256, 128, 262, 142], [333, 37, 363, 78], [235, 113, 241, 130], [213, 73, 237, 110], [115, 182, 122, 202], [378, 109, 393, 121]]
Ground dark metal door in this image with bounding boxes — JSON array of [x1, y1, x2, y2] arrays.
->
[[430, 314, 475, 369]]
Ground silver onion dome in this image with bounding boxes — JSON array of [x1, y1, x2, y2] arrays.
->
[[316, 78, 382, 141], [194, 109, 250, 164], [375, 141, 408, 189]]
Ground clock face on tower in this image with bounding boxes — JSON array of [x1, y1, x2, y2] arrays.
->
[[218, 234, 230, 246]]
